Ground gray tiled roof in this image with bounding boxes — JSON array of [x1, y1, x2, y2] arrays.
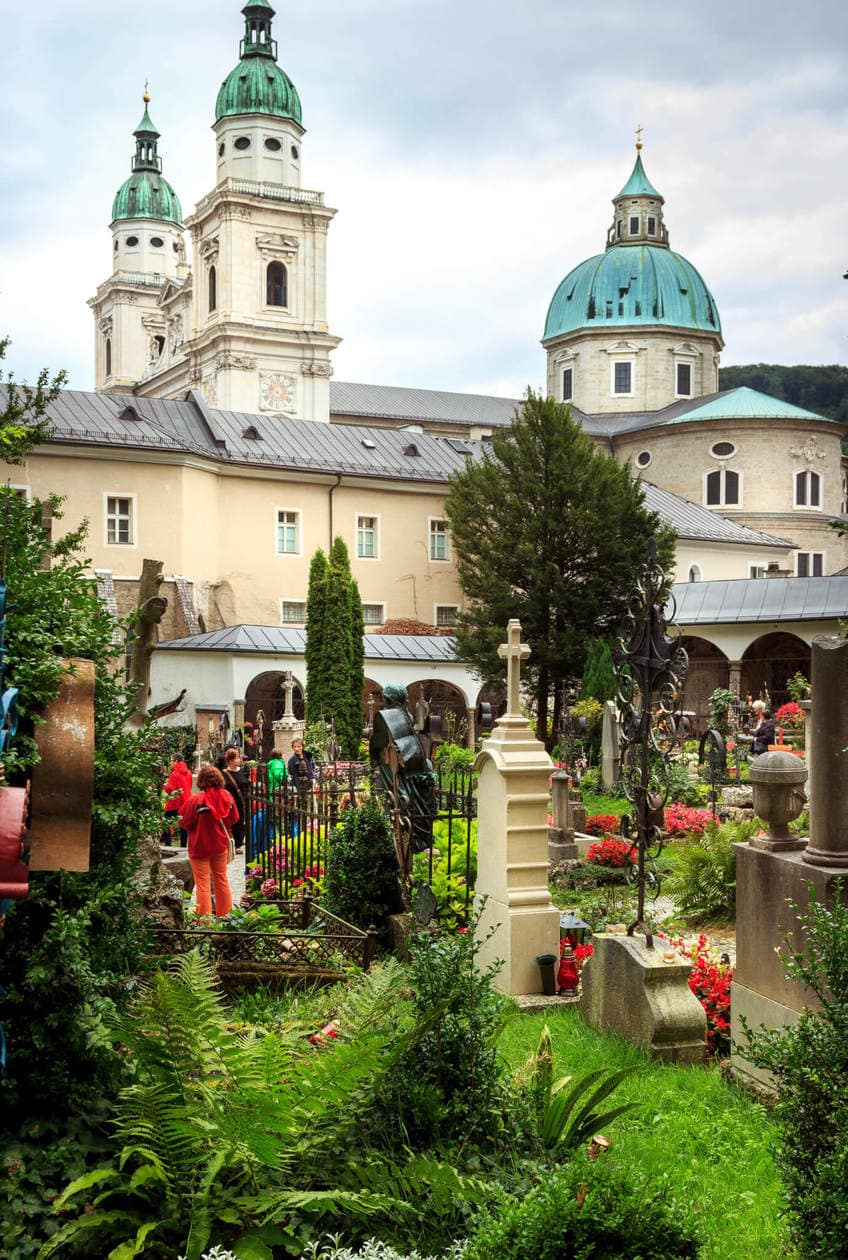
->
[[157, 624, 459, 662], [331, 380, 521, 428], [12, 384, 793, 550], [671, 575, 848, 624]]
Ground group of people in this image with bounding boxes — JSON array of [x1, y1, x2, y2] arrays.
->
[[160, 737, 317, 917]]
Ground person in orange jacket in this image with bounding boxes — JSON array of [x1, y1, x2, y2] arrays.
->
[[181, 765, 237, 917]]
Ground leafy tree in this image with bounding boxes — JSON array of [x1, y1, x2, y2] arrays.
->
[[304, 547, 329, 725], [0, 337, 65, 464], [445, 391, 674, 744], [719, 362, 848, 426]]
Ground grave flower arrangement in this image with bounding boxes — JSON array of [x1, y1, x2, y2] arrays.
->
[[661, 932, 732, 1057], [664, 803, 713, 838], [586, 836, 635, 868], [585, 813, 621, 836]]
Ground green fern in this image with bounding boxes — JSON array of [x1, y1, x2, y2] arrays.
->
[[666, 818, 759, 920]]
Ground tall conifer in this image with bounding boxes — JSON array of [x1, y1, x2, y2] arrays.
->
[[304, 548, 329, 724]]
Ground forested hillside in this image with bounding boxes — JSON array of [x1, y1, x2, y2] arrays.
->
[[720, 363, 848, 425]]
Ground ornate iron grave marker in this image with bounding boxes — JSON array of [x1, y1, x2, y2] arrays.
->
[[613, 539, 688, 947]]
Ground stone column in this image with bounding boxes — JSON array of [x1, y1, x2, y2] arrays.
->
[[233, 698, 246, 730], [466, 706, 476, 750], [548, 769, 578, 862], [474, 620, 561, 995], [728, 660, 742, 696], [803, 636, 848, 868]]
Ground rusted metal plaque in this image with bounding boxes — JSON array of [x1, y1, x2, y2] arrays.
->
[[28, 659, 95, 872]]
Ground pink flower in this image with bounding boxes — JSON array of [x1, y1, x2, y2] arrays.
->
[[260, 878, 278, 897]]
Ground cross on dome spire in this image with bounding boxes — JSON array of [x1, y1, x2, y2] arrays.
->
[[498, 620, 530, 717], [635, 123, 643, 151]]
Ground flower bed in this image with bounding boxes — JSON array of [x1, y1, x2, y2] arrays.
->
[[664, 803, 714, 837], [661, 932, 732, 1057], [585, 836, 635, 868], [585, 813, 621, 836]]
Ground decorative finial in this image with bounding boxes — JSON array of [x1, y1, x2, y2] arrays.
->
[[143, 79, 150, 104], [635, 124, 643, 152]]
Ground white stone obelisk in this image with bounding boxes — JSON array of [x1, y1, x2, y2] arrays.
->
[[474, 620, 561, 994]]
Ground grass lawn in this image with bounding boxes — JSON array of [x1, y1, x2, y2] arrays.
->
[[498, 1005, 788, 1260]]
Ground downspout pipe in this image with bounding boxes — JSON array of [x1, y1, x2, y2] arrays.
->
[[328, 473, 342, 547]]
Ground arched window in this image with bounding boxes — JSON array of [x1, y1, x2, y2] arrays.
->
[[688, 564, 702, 583], [208, 265, 217, 313], [105, 338, 112, 378], [266, 261, 287, 307], [794, 469, 821, 509], [705, 467, 740, 508]]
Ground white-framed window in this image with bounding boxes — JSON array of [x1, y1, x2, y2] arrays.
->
[[276, 509, 301, 554], [629, 215, 639, 235], [749, 564, 767, 579], [687, 564, 702, 583], [362, 602, 384, 625], [356, 514, 379, 559], [435, 605, 459, 628], [104, 494, 135, 546], [429, 518, 450, 561], [280, 600, 306, 625], [704, 467, 741, 508], [611, 360, 634, 396], [796, 551, 824, 578], [675, 362, 693, 397], [4, 484, 31, 502], [562, 366, 574, 402], [794, 469, 822, 509]]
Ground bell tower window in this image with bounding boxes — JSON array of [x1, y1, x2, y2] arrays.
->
[[266, 261, 287, 307], [208, 265, 217, 313], [629, 216, 639, 235], [562, 367, 573, 402], [105, 338, 112, 378]]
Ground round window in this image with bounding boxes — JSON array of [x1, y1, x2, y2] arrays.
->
[[291, 144, 300, 160], [150, 236, 164, 248], [711, 441, 736, 458], [126, 235, 139, 247], [234, 136, 251, 151], [264, 137, 282, 151], [636, 451, 651, 468]]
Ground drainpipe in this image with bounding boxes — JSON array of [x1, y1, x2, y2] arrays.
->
[[328, 473, 342, 547]]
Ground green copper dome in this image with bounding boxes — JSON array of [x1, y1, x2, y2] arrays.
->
[[112, 98, 183, 225], [544, 245, 721, 339], [215, 1, 302, 124]]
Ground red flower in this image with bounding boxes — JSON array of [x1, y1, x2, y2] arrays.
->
[[586, 837, 636, 868], [585, 814, 621, 836], [664, 804, 713, 837]]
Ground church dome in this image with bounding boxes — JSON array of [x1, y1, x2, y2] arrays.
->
[[215, 1, 302, 124], [544, 244, 721, 339]]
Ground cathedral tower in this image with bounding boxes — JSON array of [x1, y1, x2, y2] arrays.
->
[[89, 93, 186, 391], [174, 0, 340, 417]]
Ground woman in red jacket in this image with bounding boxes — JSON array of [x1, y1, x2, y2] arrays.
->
[[181, 765, 237, 917], [162, 758, 193, 847]]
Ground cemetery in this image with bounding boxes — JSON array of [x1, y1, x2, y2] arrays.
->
[[1, 452, 847, 1260]]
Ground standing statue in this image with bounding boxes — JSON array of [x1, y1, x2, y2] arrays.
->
[[369, 683, 436, 874]]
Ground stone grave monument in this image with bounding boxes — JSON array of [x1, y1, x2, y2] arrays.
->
[[474, 620, 561, 995], [271, 672, 304, 761], [600, 699, 621, 790]]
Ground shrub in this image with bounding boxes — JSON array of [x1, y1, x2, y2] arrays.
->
[[324, 799, 404, 929], [741, 887, 848, 1258], [586, 837, 635, 868], [663, 803, 714, 838], [462, 1156, 701, 1260], [662, 760, 703, 806], [585, 813, 620, 836], [410, 819, 477, 929], [664, 818, 759, 920]]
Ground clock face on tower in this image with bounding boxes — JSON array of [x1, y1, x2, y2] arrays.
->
[[259, 371, 297, 413]]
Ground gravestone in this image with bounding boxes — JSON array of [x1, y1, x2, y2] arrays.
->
[[548, 769, 579, 861], [600, 700, 621, 790], [271, 671, 304, 760], [474, 620, 560, 995]]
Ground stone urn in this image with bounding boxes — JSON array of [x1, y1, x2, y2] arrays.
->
[[748, 751, 808, 852]]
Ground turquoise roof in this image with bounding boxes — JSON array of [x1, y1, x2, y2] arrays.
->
[[615, 153, 661, 200], [112, 173, 182, 224], [215, 57, 302, 123], [670, 387, 828, 424], [544, 245, 721, 339], [134, 105, 159, 137]]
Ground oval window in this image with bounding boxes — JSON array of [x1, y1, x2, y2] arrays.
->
[[291, 144, 300, 160], [113, 239, 119, 251], [711, 441, 736, 458], [234, 136, 251, 151], [150, 236, 164, 248], [126, 235, 139, 247], [636, 451, 651, 468], [264, 137, 282, 151], [218, 142, 225, 157]]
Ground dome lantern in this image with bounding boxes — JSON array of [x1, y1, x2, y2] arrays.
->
[[112, 90, 183, 225], [215, 0, 303, 125]]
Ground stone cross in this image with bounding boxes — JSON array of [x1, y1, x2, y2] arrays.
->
[[498, 619, 530, 718]]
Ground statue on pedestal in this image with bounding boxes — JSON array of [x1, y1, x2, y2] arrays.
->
[[369, 683, 436, 874]]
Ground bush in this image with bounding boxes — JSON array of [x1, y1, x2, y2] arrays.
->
[[663, 803, 714, 837], [584, 813, 620, 836], [324, 799, 404, 929], [585, 837, 634, 868], [662, 760, 703, 807], [742, 887, 848, 1258], [462, 1156, 700, 1260], [664, 818, 759, 920]]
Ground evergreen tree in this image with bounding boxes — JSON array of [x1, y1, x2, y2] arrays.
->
[[304, 548, 329, 725], [582, 637, 617, 705], [309, 538, 362, 757], [445, 390, 674, 745], [349, 576, 365, 750]]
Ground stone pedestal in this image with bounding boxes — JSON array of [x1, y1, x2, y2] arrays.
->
[[580, 933, 706, 1063], [730, 844, 844, 1088], [272, 717, 304, 761], [474, 714, 561, 996], [548, 769, 578, 861]]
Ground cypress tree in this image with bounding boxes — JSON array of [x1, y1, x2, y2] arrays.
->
[[316, 538, 357, 757], [304, 548, 329, 724], [445, 390, 675, 746], [349, 576, 365, 751], [582, 637, 617, 705]]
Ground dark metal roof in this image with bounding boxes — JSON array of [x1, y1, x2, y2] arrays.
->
[[642, 483, 794, 548], [671, 575, 848, 625], [156, 624, 460, 662], [330, 381, 521, 428]]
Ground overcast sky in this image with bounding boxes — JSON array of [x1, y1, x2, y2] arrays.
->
[[1, 0, 847, 397]]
